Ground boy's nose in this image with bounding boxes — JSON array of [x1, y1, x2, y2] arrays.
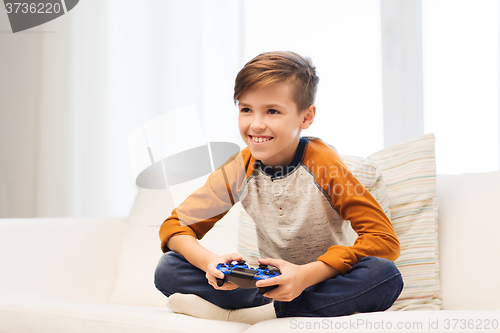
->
[[250, 118, 266, 131]]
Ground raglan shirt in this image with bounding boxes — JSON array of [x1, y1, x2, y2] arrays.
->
[[159, 137, 400, 274]]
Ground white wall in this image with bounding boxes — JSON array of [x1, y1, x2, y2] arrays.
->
[[0, 0, 244, 218], [1, 0, 498, 218], [0, 10, 41, 218]]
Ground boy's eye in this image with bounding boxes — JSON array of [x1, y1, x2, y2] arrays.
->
[[240, 107, 251, 113], [268, 109, 280, 115]]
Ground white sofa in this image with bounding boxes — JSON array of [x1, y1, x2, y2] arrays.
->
[[1, 169, 499, 332]]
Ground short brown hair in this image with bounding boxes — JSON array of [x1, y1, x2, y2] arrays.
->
[[233, 51, 319, 112]]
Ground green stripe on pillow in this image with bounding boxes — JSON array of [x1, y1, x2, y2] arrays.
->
[[369, 133, 441, 310]]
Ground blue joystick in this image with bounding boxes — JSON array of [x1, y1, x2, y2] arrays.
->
[[216, 259, 280, 295]]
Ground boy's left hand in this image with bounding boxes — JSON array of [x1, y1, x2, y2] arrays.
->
[[255, 258, 309, 302]]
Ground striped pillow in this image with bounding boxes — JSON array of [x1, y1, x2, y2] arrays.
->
[[237, 154, 392, 268], [368, 133, 441, 310]]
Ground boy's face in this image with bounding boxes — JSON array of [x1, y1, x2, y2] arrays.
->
[[238, 80, 315, 167]]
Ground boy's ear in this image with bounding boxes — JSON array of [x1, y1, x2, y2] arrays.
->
[[300, 105, 316, 129]]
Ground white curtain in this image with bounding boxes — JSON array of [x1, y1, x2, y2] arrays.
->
[[1, 0, 244, 218], [3, 0, 497, 218]]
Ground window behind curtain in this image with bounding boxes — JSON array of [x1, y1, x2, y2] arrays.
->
[[243, 0, 384, 157], [422, 0, 500, 174]]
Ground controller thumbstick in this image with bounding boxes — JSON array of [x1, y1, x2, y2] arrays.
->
[[237, 260, 246, 265], [259, 264, 268, 270]]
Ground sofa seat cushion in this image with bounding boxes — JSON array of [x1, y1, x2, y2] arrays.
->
[[0, 300, 250, 333], [245, 310, 500, 333], [110, 186, 241, 307], [0, 218, 127, 304], [1, 301, 498, 333]]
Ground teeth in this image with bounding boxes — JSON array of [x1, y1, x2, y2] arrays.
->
[[252, 136, 271, 143]]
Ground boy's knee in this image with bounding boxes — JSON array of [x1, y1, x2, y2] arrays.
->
[[364, 257, 403, 295], [356, 257, 403, 310], [154, 251, 184, 295], [360, 256, 400, 276], [155, 251, 177, 274], [358, 257, 403, 291]]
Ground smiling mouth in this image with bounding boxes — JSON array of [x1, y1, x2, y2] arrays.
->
[[249, 135, 273, 143]]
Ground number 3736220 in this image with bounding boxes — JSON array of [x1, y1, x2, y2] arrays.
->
[[5, 2, 62, 14], [444, 318, 498, 330]]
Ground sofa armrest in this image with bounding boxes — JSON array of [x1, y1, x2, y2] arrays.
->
[[437, 171, 500, 310], [0, 218, 127, 304]]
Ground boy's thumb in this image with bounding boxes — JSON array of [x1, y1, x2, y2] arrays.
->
[[229, 253, 243, 261]]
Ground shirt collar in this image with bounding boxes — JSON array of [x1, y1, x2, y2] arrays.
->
[[258, 137, 308, 180]]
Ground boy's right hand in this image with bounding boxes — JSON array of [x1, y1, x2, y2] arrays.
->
[[205, 253, 243, 290]]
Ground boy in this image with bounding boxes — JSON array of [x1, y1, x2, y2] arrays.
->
[[154, 51, 403, 324]]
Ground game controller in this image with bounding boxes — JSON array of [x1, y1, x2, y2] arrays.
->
[[216, 260, 281, 295]]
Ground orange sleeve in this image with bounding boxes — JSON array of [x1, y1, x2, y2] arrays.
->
[[308, 142, 400, 273], [159, 149, 255, 253], [159, 207, 228, 253]]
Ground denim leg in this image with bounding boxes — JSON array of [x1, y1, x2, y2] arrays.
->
[[274, 257, 404, 318], [154, 251, 271, 310]]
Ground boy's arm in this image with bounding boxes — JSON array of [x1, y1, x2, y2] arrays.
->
[[167, 234, 219, 272], [159, 151, 251, 253], [317, 156, 400, 274], [300, 261, 340, 286], [301, 144, 400, 275]]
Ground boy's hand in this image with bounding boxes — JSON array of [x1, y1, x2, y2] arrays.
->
[[255, 258, 309, 302], [256, 258, 340, 302], [205, 253, 243, 290]]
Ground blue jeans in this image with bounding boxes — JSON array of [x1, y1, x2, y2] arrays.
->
[[154, 251, 403, 318]]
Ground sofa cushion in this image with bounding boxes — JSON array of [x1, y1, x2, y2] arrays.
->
[[0, 218, 126, 304], [0, 300, 250, 333], [109, 188, 175, 306], [110, 184, 240, 307], [368, 133, 441, 310], [244, 310, 500, 333], [437, 171, 500, 310]]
